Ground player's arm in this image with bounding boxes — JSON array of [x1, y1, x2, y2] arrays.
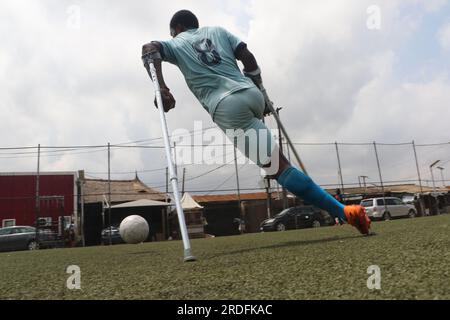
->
[[142, 41, 176, 112], [236, 46, 273, 116], [236, 46, 259, 74]]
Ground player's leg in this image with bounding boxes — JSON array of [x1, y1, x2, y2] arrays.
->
[[268, 150, 347, 221], [263, 147, 371, 234], [266, 146, 371, 234], [213, 87, 274, 166], [213, 88, 344, 217], [213, 88, 370, 234]]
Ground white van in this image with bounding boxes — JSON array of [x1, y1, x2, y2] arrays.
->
[[360, 197, 417, 220]]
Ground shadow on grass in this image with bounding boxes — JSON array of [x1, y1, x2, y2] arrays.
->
[[207, 234, 365, 259], [127, 250, 162, 256]]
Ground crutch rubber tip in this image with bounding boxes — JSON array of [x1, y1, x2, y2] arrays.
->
[[184, 249, 197, 262], [184, 256, 197, 262]]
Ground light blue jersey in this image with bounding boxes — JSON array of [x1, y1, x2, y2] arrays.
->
[[160, 26, 255, 116]]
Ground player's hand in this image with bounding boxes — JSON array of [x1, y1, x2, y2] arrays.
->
[[260, 88, 274, 117], [154, 88, 176, 112], [263, 101, 273, 117]]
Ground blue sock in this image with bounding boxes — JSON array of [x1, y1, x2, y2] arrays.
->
[[277, 166, 346, 221]]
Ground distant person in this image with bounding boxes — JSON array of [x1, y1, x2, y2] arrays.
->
[[142, 10, 371, 235], [334, 189, 344, 203], [413, 196, 421, 216], [333, 189, 345, 225], [234, 218, 246, 234]]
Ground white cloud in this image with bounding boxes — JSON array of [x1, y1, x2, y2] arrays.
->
[[242, 0, 450, 184], [419, 0, 449, 12], [438, 22, 450, 51], [0, 0, 449, 191]]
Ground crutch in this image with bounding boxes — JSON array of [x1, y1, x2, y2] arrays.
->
[[142, 55, 196, 262], [258, 83, 309, 175]]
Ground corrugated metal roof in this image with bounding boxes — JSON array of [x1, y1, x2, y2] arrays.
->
[[192, 185, 449, 204], [326, 184, 446, 195], [0, 172, 77, 176], [110, 199, 170, 209], [82, 178, 167, 204], [193, 192, 269, 203]]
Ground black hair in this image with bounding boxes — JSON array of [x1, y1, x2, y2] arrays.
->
[[170, 10, 199, 30]]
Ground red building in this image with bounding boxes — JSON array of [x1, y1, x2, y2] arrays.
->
[[0, 172, 78, 229]]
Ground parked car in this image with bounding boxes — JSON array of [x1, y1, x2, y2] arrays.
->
[[361, 197, 417, 221], [101, 226, 124, 245], [402, 195, 416, 205], [260, 206, 334, 232], [0, 226, 58, 252]]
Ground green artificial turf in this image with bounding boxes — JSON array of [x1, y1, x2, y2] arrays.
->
[[1, 215, 449, 300]]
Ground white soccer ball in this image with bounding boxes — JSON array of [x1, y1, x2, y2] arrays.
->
[[119, 215, 149, 244]]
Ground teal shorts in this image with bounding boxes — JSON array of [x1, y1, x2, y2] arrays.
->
[[212, 87, 276, 167]]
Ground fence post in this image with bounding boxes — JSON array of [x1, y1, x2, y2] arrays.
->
[[373, 142, 388, 213], [181, 168, 186, 195], [233, 140, 243, 234], [35, 144, 41, 244], [265, 178, 272, 219], [412, 141, 426, 216], [335, 142, 345, 194], [108, 143, 112, 245]]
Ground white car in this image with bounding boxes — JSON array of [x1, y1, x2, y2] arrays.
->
[[360, 197, 417, 221]]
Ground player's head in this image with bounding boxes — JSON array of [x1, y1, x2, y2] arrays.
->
[[170, 10, 199, 38]]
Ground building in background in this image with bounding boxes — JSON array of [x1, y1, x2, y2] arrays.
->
[[79, 171, 169, 246], [327, 184, 450, 216], [169, 193, 205, 240], [193, 193, 301, 236], [0, 172, 78, 233]]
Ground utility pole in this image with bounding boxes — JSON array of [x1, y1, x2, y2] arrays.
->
[[182, 168, 186, 195], [79, 171, 86, 247], [165, 167, 169, 202], [102, 195, 107, 232], [261, 117, 272, 219], [265, 178, 272, 219], [173, 142, 178, 176], [412, 141, 425, 216], [335, 142, 345, 194], [430, 160, 440, 193], [165, 167, 169, 240], [233, 142, 243, 234], [108, 143, 112, 246], [276, 107, 288, 209], [412, 141, 424, 194], [35, 144, 41, 245], [373, 142, 388, 213], [429, 160, 440, 215]]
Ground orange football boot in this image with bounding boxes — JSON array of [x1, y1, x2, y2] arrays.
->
[[344, 205, 371, 235]]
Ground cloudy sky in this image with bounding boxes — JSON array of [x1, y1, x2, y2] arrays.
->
[[1, 0, 449, 194]]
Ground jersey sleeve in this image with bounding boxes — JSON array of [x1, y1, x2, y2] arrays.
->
[[159, 40, 177, 65], [218, 27, 247, 57]]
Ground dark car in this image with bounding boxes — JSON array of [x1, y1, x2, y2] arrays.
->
[[0, 226, 58, 252], [260, 206, 334, 232], [101, 226, 124, 245]]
